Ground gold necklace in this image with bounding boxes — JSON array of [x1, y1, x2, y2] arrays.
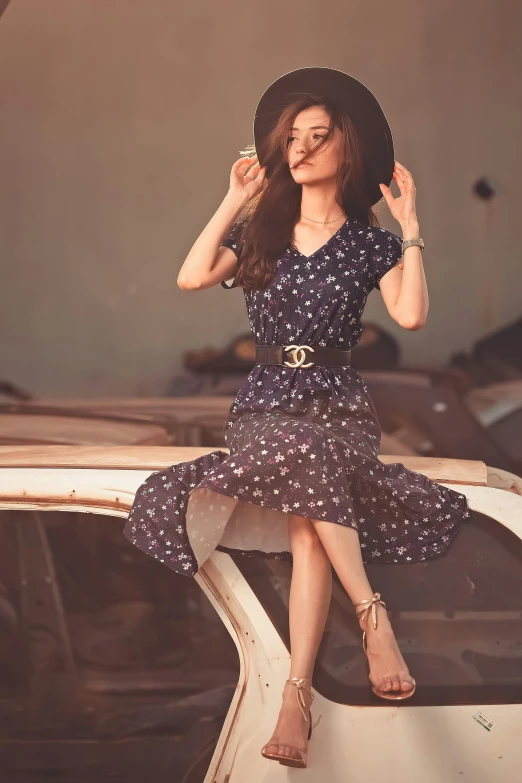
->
[[300, 211, 346, 224]]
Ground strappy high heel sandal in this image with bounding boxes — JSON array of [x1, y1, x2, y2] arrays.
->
[[354, 592, 416, 701], [261, 677, 314, 769]]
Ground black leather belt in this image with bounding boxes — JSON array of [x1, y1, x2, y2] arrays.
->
[[255, 344, 351, 367]]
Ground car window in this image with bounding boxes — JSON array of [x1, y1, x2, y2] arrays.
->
[[0, 509, 239, 779], [231, 510, 522, 707]]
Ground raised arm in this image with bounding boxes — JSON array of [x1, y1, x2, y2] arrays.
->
[[377, 160, 429, 329], [177, 156, 266, 291]]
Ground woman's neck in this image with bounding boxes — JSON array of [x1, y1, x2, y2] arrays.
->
[[299, 183, 344, 223]]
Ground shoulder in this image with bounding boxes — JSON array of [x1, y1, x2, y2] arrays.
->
[[346, 219, 400, 244], [364, 225, 402, 257], [230, 212, 252, 233], [220, 213, 251, 257], [366, 224, 402, 243]]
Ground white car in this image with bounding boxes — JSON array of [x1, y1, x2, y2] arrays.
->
[[0, 445, 521, 782]]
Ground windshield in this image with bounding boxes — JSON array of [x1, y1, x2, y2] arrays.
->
[[231, 511, 522, 707]]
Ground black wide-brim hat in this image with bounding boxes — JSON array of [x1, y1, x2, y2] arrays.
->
[[253, 66, 395, 206]]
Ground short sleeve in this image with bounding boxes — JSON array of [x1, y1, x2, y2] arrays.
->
[[220, 216, 248, 289], [370, 228, 403, 291]]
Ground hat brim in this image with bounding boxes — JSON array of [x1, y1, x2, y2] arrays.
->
[[253, 66, 394, 207]]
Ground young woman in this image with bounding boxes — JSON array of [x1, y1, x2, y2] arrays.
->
[[124, 68, 471, 770]]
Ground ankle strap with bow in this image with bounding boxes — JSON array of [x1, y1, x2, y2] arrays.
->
[[353, 592, 387, 630], [285, 677, 314, 723]]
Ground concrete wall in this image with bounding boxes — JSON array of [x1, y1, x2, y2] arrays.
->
[[0, 0, 520, 395]]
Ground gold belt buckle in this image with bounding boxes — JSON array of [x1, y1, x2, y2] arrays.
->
[[283, 344, 315, 368]]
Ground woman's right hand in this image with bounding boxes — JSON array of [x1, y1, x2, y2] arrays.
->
[[228, 155, 267, 203]]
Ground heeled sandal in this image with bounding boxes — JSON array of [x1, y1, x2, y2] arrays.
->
[[261, 677, 314, 768], [354, 592, 416, 701]]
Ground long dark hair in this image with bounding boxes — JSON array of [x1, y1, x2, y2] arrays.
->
[[234, 94, 382, 291]]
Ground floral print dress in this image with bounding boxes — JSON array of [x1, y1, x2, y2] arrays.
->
[[124, 215, 471, 575]]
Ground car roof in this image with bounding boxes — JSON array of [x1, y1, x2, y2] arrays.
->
[[0, 445, 488, 484]]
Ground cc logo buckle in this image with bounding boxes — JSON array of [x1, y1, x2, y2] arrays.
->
[[283, 344, 315, 368]]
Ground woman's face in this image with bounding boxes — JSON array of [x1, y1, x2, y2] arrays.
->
[[287, 105, 345, 185]]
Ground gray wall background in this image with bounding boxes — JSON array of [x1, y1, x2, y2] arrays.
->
[[0, 0, 520, 396]]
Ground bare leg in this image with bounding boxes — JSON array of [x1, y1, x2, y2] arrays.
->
[[311, 520, 415, 694], [262, 514, 332, 760]]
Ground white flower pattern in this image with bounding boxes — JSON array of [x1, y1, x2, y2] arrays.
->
[[124, 216, 471, 575]]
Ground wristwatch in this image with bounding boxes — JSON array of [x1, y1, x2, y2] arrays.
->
[[402, 237, 424, 254]]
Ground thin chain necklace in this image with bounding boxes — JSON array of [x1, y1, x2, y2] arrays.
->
[[300, 211, 346, 224]]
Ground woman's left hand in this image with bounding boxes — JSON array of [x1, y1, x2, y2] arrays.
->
[[379, 161, 417, 225]]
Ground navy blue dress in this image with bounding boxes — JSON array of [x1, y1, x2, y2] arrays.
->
[[124, 215, 471, 575]]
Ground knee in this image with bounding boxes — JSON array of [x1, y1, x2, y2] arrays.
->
[[289, 515, 325, 556]]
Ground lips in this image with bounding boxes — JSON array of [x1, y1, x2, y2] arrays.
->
[[296, 161, 311, 168]]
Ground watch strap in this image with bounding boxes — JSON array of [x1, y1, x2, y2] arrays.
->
[[402, 237, 425, 253]]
